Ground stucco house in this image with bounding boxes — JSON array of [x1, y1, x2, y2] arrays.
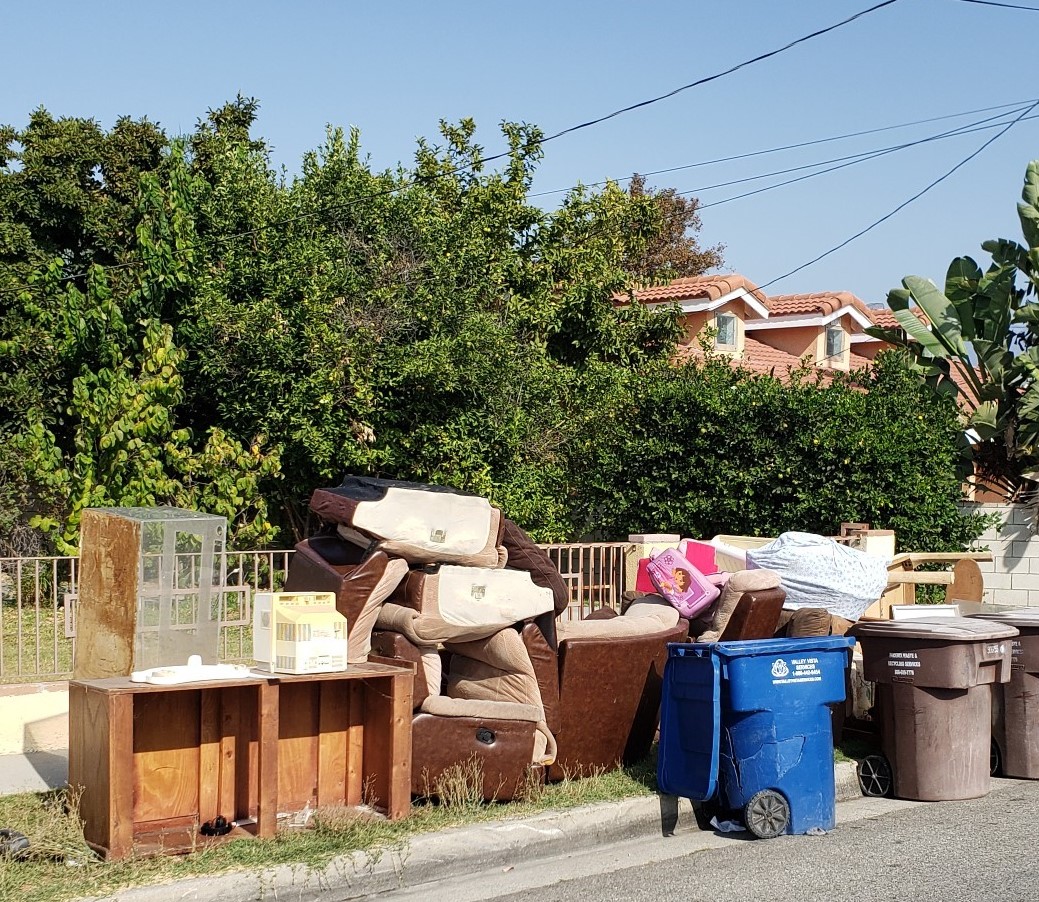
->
[[618, 273, 899, 379]]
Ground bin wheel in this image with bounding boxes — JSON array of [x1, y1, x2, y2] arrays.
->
[[991, 739, 1003, 777], [857, 754, 893, 798], [743, 789, 790, 839]]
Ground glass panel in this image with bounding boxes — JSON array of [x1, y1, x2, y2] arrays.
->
[[715, 313, 737, 347], [825, 324, 844, 360]]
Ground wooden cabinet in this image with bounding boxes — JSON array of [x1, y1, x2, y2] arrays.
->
[[269, 666, 413, 822], [68, 662, 413, 859]]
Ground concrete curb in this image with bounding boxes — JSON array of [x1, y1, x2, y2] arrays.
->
[[105, 762, 862, 902]]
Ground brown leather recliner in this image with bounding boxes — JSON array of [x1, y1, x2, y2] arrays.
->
[[370, 596, 689, 798], [518, 601, 689, 781], [286, 527, 689, 801]]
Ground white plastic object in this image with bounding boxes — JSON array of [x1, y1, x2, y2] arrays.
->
[[130, 655, 255, 685], [890, 603, 961, 620]]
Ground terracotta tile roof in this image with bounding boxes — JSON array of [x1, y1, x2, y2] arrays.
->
[[864, 306, 900, 329], [739, 337, 805, 374], [620, 273, 767, 305], [765, 291, 875, 319], [865, 305, 930, 330]]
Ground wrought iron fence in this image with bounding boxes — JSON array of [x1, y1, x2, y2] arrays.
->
[[0, 543, 628, 683]]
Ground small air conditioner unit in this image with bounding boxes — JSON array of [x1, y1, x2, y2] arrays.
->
[[252, 591, 348, 674]]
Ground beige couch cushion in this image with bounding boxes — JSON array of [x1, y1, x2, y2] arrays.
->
[[555, 594, 680, 641]]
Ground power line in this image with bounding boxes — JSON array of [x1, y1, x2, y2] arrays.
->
[[528, 99, 1038, 199], [952, 0, 1039, 10], [499, 0, 905, 159], [695, 107, 1039, 209], [757, 98, 1039, 291]]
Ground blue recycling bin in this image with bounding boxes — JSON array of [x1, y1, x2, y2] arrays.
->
[[658, 636, 855, 838]]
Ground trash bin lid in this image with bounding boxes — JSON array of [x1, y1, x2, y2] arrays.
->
[[714, 635, 855, 660], [965, 609, 1039, 629], [849, 615, 1018, 641]]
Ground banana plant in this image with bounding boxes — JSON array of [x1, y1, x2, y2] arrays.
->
[[867, 160, 1039, 498]]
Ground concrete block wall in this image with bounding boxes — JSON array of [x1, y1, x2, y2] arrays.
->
[[967, 502, 1039, 606]]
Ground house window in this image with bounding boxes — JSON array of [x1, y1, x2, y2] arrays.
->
[[825, 323, 844, 362], [715, 312, 737, 348]]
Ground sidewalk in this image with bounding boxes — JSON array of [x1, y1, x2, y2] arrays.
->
[[0, 749, 68, 796], [3, 755, 865, 902]]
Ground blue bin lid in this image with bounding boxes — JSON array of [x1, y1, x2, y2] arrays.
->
[[712, 635, 855, 660]]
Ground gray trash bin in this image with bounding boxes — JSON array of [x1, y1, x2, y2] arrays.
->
[[848, 616, 1018, 801]]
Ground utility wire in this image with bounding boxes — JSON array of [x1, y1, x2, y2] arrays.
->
[[529, 99, 1038, 198], [951, 0, 1039, 10], [757, 98, 1039, 291], [494, 0, 905, 160], [696, 107, 1039, 208]]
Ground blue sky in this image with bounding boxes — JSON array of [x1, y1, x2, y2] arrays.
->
[[5, 0, 1038, 304]]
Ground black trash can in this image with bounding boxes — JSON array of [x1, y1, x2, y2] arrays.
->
[[848, 616, 1017, 801]]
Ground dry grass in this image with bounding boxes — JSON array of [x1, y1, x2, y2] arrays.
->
[[0, 751, 658, 902]]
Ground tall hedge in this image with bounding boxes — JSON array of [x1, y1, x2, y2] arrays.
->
[[569, 351, 987, 552]]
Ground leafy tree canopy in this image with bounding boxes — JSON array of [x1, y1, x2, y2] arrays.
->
[[0, 97, 985, 555]]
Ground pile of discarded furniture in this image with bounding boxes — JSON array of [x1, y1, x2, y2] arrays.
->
[[68, 488, 1023, 855], [287, 477, 827, 800]]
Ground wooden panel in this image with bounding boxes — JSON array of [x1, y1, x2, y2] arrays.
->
[[75, 511, 141, 679], [218, 691, 240, 820], [107, 694, 136, 859], [68, 683, 111, 852], [317, 682, 350, 806], [256, 682, 279, 837], [948, 559, 985, 604], [133, 691, 201, 824], [362, 671, 413, 819], [386, 671, 413, 820], [199, 689, 221, 823], [276, 682, 320, 812], [346, 681, 365, 807], [888, 571, 955, 585]]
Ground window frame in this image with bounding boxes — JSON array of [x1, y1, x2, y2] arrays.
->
[[714, 311, 738, 349], [824, 322, 844, 363]]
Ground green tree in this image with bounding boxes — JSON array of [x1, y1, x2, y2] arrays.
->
[[0, 122, 281, 554]]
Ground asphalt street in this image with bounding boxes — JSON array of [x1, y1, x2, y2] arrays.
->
[[384, 777, 1039, 902]]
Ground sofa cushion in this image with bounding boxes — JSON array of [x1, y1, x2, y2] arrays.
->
[[502, 518, 570, 614], [311, 475, 507, 567], [556, 595, 680, 640]]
